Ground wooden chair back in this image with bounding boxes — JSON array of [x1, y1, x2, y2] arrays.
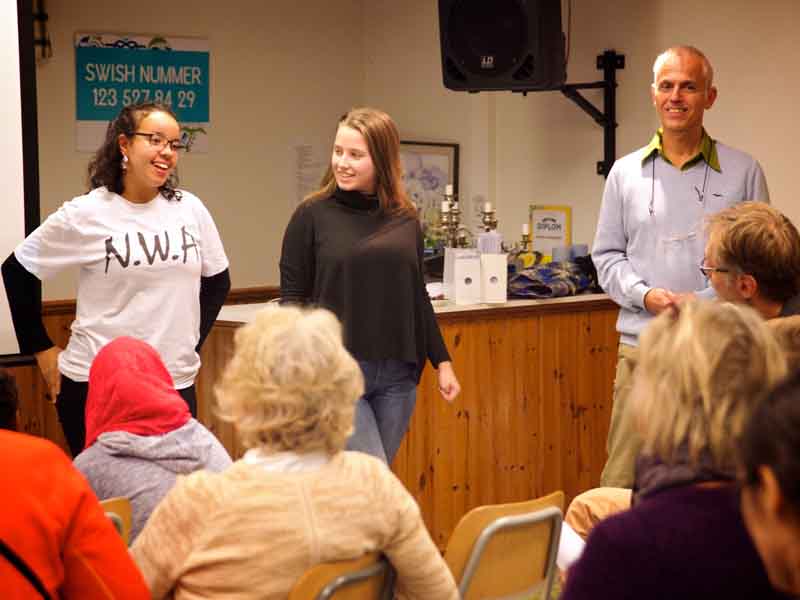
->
[[99, 496, 132, 546], [288, 552, 393, 600], [444, 490, 565, 600]]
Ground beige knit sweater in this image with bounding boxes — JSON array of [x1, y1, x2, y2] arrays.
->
[[131, 451, 458, 599]]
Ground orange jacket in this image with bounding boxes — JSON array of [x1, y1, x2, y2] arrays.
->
[[0, 430, 149, 599]]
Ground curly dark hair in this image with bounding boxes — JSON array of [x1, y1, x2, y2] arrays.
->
[[87, 102, 182, 201], [0, 368, 18, 431]]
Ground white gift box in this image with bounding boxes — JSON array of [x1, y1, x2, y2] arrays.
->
[[444, 249, 507, 305], [444, 248, 482, 305], [480, 253, 507, 303]]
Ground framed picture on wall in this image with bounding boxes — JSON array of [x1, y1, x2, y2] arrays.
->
[[399, 141, 459, 247], [529, 204, 572, 261]]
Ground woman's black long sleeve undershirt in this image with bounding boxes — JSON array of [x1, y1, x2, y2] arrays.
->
[[196, 268, 231, 351], [1, 253, 53, 355]]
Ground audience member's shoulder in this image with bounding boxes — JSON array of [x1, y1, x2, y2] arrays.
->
[[336, 452, 417, 504], [584, 488, 677, 550], [596, 484, 733, 544], [337, 450, 394, 475], [71, 443, 99, 472], [0, 430, 71, 466], [175, 463, 225, 488]]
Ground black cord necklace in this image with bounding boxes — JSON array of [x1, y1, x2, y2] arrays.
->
[[649, 152, 711, 217]]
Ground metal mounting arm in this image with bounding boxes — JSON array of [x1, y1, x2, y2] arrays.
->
[[560, 50, 625, 177]]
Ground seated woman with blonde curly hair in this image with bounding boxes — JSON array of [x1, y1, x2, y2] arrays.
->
[[561, 300, 790, 600], [131, 304, 458, 600]]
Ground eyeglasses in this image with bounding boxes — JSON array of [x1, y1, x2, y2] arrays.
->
[[699, 263, 731, 278], [132, 131, 186, 152]]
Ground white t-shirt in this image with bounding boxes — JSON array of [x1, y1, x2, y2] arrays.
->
[[15, 187, 229, 388]]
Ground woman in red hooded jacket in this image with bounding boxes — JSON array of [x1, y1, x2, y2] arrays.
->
[[73, 337, 231, 543]]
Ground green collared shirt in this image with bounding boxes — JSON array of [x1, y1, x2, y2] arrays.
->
[[641, 128, 721, 172]]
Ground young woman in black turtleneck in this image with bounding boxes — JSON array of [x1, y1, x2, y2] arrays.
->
[[279, 107, 460, 464]]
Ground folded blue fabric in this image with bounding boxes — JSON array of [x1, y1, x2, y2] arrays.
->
[[508, 261, 593, 298]]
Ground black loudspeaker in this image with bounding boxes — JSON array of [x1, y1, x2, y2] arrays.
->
[[438, 0, 566, 92]]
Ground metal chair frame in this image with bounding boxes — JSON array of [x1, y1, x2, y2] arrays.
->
[[316, 557, 394, 600], [458, 506, 563, 600]]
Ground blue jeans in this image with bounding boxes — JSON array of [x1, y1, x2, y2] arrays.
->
[[346, 359, 417, 464]]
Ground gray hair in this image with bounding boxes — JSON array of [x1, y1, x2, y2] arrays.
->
[[215, 304, 364, 454], [652, 45, 714, 92], [633, 300, 786, 468]]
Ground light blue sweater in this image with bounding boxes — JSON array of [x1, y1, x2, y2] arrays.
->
[[592, 140, 769, 346]]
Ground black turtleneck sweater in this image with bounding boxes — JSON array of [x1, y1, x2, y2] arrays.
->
[[279, 189, 450, 381]]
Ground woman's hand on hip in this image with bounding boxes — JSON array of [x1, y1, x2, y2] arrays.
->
[[437, 361, 461, 403], [34, 346, 63, 403]]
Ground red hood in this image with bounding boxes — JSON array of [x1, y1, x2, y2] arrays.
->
[[84, 337, 190, 449]]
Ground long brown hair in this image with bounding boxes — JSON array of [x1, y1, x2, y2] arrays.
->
[[306, 107, 416, 216]]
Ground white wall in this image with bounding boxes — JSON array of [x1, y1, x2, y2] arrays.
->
[[363, 1, 492, 237], [35, 0, 800, 298], [36, 0, 364, 299], [366, 0, 800, 250]]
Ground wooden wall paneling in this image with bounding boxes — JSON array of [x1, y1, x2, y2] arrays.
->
[[12, 364, 50, 438], [440, 319, 465, 547], [196, 323, 241, 458], [586, 309, 618, 479], [503, 315, 526, 503], [452, 317, 480, 518], [535, 313, 565, 499], [458, 318, 489, 511], [429, 317, 469, 548], [520, 313, 544, 502], [398, 360, 436, 542], [10, 311, 74, 452], [572, 312, 597, 493], [486, 316, 518, 505], [514, 313, 539, 502], [556, 312, 582, 502]]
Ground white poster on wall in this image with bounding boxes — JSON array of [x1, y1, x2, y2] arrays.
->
[[293, 141, 327, 208], [74, 33, 210, 153]]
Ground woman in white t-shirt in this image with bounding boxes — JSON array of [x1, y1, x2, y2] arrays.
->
[[1, 102, 230, 456]]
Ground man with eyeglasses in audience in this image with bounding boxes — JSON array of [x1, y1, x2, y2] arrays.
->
[[592, 45, 769, 488], [703, 202, 800, 319]]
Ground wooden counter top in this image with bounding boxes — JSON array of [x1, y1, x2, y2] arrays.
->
[[217, 293, 616, 324]]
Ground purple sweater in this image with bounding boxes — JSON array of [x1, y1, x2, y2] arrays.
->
[[561, 484, 791, 600]]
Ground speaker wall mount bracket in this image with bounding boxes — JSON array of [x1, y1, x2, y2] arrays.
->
[[559, 50, 625, 177]]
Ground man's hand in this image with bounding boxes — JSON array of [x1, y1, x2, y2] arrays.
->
[[34, 346, 63, 403], [643, 288, 682, 315]]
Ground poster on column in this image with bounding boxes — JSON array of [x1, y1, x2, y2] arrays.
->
[[75, 33, 210, 153]]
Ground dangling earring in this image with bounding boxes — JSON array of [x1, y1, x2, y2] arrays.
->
[[121, 154, 128, 171]]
